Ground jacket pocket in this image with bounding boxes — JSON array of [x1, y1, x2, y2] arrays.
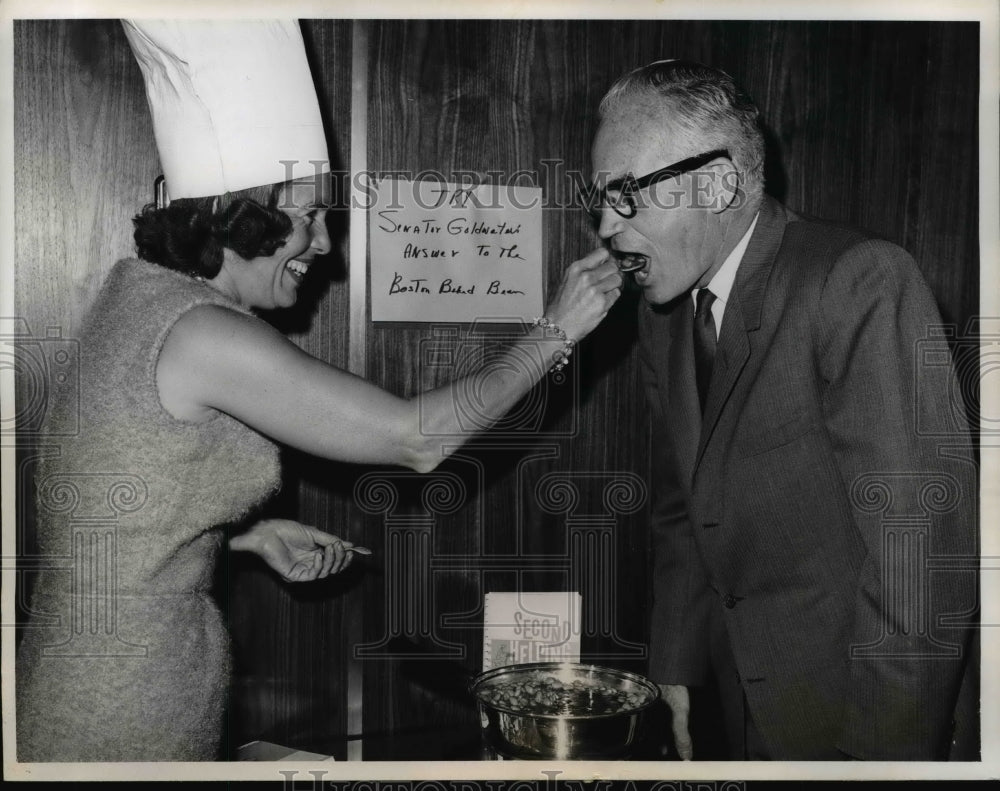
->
[[737, 412, 815, 458]]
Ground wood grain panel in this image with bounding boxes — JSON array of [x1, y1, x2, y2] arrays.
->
[[355, 18, 979, 749], [360, 19, 654, 743], [14, 20, 161, 338]]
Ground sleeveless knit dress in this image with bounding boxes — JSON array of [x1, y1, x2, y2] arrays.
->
[[16, 259, 281, 761]]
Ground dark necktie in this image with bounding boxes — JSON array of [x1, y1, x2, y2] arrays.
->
[[693, 288, 717, 413]]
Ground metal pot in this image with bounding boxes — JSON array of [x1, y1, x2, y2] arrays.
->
[[469, 662, 660, 760]]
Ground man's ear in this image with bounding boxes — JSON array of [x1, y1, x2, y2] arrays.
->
[[706, 159, 741, 214]]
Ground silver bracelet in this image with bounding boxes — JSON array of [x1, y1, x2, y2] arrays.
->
[[531, 316, 576, 374]]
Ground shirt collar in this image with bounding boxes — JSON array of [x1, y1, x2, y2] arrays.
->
[[692, 211, 760, 308]]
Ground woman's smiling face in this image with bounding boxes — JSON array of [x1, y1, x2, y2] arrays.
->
[[215, 174, 332, 310]]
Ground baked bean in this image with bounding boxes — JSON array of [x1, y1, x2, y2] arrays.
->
[[479, 673, 648, 716]]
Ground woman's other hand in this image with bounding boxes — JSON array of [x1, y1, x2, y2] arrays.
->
[[542, 247, 623, 341], [230, 519, 355, 582]]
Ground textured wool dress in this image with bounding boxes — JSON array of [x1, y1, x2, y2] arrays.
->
[[16, 259, 282, 761]]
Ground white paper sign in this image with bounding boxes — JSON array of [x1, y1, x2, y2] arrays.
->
[[369, 178, 544, 323], [482, 591, 582, 671]]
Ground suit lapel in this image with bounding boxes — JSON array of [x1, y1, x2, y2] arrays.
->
[[694, 197, 790, 474]]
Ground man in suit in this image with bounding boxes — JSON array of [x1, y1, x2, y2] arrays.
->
[[587, 60, 977, 760]]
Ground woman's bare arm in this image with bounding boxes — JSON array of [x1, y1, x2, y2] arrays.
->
[[157, 248, 621, 471]]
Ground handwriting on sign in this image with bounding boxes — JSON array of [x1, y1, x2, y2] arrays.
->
[[389, 273, 527, 296], [400, 243, 525, 261], [376, 211, 522, 239], [370, 178, 543, 323]]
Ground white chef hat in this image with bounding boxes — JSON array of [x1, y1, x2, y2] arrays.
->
[[122, 20, 330, 200]]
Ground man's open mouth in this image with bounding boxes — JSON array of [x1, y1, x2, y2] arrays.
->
[[613, 252, 649, 274]]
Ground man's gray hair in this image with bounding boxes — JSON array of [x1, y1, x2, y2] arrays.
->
[[600, 60, 766, 206]]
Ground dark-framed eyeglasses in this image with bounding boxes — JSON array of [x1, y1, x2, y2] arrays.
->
[[581, 148, 731, 221]]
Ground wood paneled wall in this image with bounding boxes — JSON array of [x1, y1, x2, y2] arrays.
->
[[349, 18, 981, 749], [13, 20, 160, 336], [13, 18, 979, 759], [356, 19, 655, 747]]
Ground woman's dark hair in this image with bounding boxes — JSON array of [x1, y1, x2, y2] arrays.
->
[[132, 181, 294, 278]]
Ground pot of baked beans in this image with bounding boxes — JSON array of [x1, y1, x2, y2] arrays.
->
[[469, 662, 660, 760]]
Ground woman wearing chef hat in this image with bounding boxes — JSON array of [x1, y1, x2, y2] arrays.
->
[[15, 21, 621, 762]]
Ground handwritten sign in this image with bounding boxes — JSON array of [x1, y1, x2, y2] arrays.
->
[[369, 178, 544, 323]]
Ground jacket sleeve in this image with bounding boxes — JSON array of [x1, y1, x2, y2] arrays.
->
[[815, 239, 978, 760], [638, 308, 716, 687]]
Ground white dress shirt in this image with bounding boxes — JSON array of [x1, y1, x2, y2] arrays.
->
[[691, 212, 760, 339]]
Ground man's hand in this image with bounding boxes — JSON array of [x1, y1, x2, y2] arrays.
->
[[230, 519, 356, 582], [660, 684, 693, 760]]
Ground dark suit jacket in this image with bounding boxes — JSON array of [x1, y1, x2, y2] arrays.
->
[[640, 196, 978, 760]]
